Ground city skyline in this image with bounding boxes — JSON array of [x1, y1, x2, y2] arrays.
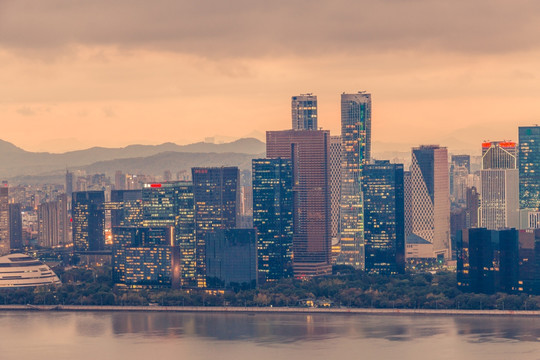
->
[[2, 1, 540, 152]]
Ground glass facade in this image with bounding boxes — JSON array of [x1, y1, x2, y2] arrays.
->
[[72, 191, 105, 252], [110, 190, 143, 227], [192, 167, 239, 287], [252, 158, 293, 282], [205, 228, 257, 288], [457, 228, 524, 294], [291, 94, 317, 130], [338, 92, 371, 269], [362, 161, 405, 274], [266, 130, 332, 277], [141, 182, 195, 287], [112, 226, 180, 289], [519, 126, 540, 210]]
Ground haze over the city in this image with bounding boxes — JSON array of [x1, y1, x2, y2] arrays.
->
[[1, 0, 540, 153]]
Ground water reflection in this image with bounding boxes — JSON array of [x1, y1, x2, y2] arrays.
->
[[105, 312, 539, 344], [453, 316, 540, 343], [0, 311, 538, 360]]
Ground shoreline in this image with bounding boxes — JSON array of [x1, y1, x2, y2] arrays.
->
[[0, 304, 538, 316]]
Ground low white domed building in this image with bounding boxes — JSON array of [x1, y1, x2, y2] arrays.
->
[[0, 253, 61, 288]]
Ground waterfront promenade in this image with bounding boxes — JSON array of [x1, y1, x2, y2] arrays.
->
[[0, 304, 539, 316]]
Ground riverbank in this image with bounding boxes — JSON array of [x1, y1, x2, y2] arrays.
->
[[0, 304, 539, 316]]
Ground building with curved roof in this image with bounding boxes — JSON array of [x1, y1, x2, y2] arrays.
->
[[0, 253, 61, 288]]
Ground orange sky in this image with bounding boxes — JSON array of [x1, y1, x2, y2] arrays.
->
[[1, 1, 540, 154]]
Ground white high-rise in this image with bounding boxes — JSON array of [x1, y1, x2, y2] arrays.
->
[[480, 141, 519, 230]]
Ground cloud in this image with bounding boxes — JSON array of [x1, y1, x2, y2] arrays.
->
[[1, 0, 540, 59]]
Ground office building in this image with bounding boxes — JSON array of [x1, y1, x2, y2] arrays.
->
[[192, 167, 239, 287], [65, 171, 74, 197], [266, 130, 331, 277], [517, 229, 540, 294], [405, 145, 451, 260], [110, 190, 143, 227], [205, 228, 257, 288], [291, 93, 317, 130], [451, 155, 471, 172], [112, 226, 180, 289], [72, 191, 105, 252], [362, 161, 405, 274], [38, 195, 70, 248], [465, 186, 480, 228], [519, 126, 540, 211], [0, 185, 9, 255], [8, 203, 23, 250], [142, 182, 195, 287], [252, 158, 293, 281], [457, 228, 539, 295], [450, 155, 471, 205], [338, 92, 372, 269], [114, 171, 127, 191], [330, 135, 342, 239], [480, 141, 519, 230]]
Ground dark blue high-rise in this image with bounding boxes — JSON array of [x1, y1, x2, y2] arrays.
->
[[252, 158, 293, 282], [362, 160, 405, 274]]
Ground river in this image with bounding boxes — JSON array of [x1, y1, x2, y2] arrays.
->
[[0, 311, 538, 360]]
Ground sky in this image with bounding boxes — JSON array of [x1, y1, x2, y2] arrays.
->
[[1, 0, 540, 154]]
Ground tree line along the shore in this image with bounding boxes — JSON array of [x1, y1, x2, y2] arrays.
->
[[1, 266, 539, 311]]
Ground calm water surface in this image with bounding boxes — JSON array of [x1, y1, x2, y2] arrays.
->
[[0, 311, 538, 360]]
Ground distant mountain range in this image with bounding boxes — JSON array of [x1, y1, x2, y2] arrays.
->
[[0, 138, 266, 181]]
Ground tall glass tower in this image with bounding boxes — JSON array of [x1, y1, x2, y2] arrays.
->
[[291, 94, 318, 130], [362, 161, 405, 274], [519, 126, 540, 211], [252, 158, 293, 282], [192, 167, 239, 287], [141, 182, 195, 287], [72, 191, 105, 252], [337, 92, 371, 269], [266, 130, 332, 277]]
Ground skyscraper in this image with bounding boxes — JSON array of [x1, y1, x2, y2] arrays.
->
[[362, 161, 405, 274], [266, 130, 331, 277], [0, 184, 10, 255], [457, 228, 520, 294], [252, 158, 293, 281], [406, 145, 451, 260], [205, 228, 258, 288], [65, 171, 74, 198], [329, 135, 342, 240], [110, 189, 143, 228], [480, 141, 519, 230], [519, 126, 540, 211], [141, 182, 195, 287], [450, 155, 471, 205], [38, 195, 69, 247], [291, 94, 317, 130], [114, 171, 127, 191], [192, 167, 239, 287], [338, 92, 371, 269], [8, 203, 22, 250], [72, 191, 105, 252], [112, 226, 180, 289]]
